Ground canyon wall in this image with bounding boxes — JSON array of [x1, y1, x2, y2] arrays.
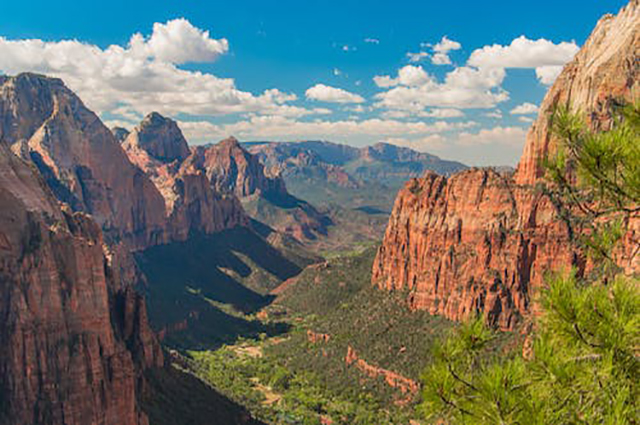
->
[[372, 1, 639, 329], [0, 142, 162, 425]]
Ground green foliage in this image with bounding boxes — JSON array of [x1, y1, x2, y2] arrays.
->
[[545, 103, 640, 277], [422, 105, 640, 424], [422, 275, 639, 424]]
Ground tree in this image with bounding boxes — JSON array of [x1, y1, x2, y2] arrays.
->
[[420, 103, 639, 425]]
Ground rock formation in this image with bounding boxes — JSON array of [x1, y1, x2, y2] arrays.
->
[[0, 142, 162, 425], [111, 126, 130, 143], [191, 137, 288, 199], [123, 113, 249, 240], [372, 1, 639, 330], [0, 73, 167, 249]]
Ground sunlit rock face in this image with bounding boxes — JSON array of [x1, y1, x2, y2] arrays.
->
[[0, 73, 167, 249], [373, 1, 639, 330]]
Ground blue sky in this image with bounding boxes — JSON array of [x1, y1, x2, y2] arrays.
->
[[0, 0, 628, 165]]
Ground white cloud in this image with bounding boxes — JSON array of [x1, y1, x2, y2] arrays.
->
[[519, 116, 534, 123], [485, 109, 503, 119], [0, 19, 306, 119], [431, 52, 452, 65], [456, 126, 527, 147], [467, 36, 578, 84], [333, 68, 342, 76], [510, 102, 539, 115], [407, 51, 429, 63], [136, 18, 229, 63], [178, 116, 477, 143], [430, 36, 461, 65], [364, 38, 380, 44], [373, 65, 432, 88], [535, 65, 564, 85], [305, 84, 365, 104], [374, 65, 508, 111], [434, 36, 462, 54], [423, 108, 464, 118]]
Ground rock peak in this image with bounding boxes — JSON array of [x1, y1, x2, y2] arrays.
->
[[125, 112, 191, 163], [217, 136, 241, 149]]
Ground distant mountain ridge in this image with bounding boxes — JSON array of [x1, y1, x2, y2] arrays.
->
[[245, 140, 466, 215]]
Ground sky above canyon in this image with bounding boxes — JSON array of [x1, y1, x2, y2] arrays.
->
[[0, 0, 628, 166]]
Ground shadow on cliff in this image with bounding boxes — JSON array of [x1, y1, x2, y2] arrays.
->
[[134, 227, 298, 350], [143, 366, 266, 425]]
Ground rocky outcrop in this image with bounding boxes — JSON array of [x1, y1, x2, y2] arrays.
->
[[179, 137, 330, 242], [189, 137, 288, 199], [516, 0, 640, 186], [372, 1, 639, 329], [0, 143, 162, 425], [345, 346, 419, 403], [0, 73, 167, 249], [111, 127, 130, 143], [123, 112, 191, 164], [122, 114, 251, 240]]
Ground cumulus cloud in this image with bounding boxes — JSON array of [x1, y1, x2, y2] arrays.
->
[[374, 65, 508, 111], [510, 102, 539, 115], [305, 84, 365, 103], [535, 65, 564, 85], [456, 126, 527, 147], [0, 18, 307, 119], [136, 18, 229, 63], [430, 36, 461, 65], [519, 116, 534, 123], [467, 36, 578, 84], [373, 65, 432, 88]]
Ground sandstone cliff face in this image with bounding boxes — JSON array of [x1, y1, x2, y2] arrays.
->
[[191, 137, 288, 199], [0, 73, 166, 249], [123, 113, 249, 240], [373, 1, 639, 329], [177, 137, 329, 242], [0, 143, 162, 425], [516, 0, 639, 186]]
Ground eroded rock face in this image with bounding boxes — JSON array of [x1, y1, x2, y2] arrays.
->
[[516, 0, 640, 186], [191, 137, 288, 199], [0, 73, 166, 249], [372, 170, 577, 329], [123, 112, 191, 164], [176, 136, 328, 242], [372, 1, 639, 329], [0, 143, 162, 425], [122, 114, 249, 239]]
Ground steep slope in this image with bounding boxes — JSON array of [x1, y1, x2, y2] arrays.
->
[[180, 137, 331, 242], [372, 1, 639, 330], [0, 73, 167, 249], [0, 142, 162, 425], [123, 113, 248, 241]]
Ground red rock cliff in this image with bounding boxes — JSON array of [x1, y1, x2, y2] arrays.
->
[[372, 1, 639, 329], [0, 142, 162, 425], [123, 113, 249, 240]]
